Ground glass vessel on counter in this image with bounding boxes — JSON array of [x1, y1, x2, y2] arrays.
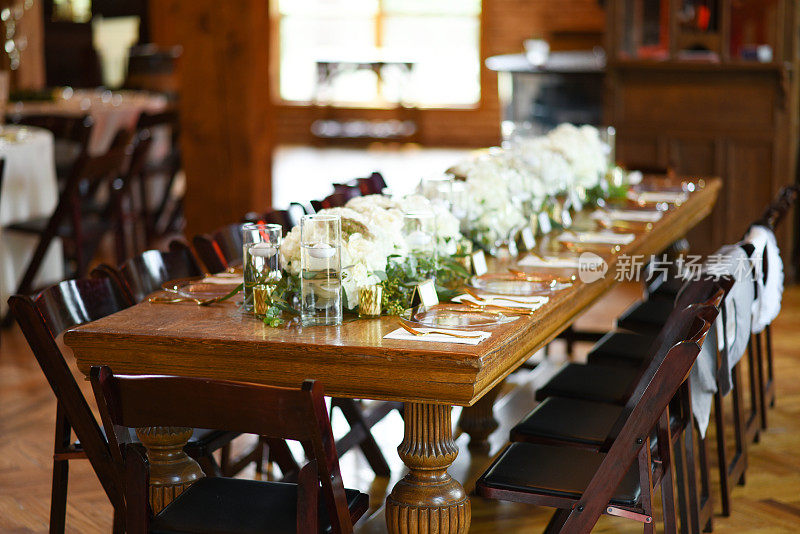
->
[[242, 223, 283, 314], [300, 214, 342, 326], [402, 210, 437, 280], [418, 175, 454, 209]]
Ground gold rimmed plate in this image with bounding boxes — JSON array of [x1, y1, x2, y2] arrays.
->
[[161, 275, 243, 301], [401, 305, 517, 329]]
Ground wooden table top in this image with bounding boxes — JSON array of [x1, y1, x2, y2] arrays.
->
[[65, 178, 721, 406]]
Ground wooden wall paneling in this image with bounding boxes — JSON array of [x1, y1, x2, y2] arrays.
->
[[724, 139, 776, 242], [669, 135, 723, 255], [615, 132, 660, 168], [15, 0, 45, 90], [150, 0, 274, 235], [607, 60, 795, 260]]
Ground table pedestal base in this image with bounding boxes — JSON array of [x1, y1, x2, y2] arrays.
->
[[386, 403, 470, 534], [458, 384, 502, 454], [136, 426, 205, 513]]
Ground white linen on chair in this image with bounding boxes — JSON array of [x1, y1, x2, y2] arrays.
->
[[690, 244, 754, 437], [743, 225, 783, 333], [0, 126, 63, 316]]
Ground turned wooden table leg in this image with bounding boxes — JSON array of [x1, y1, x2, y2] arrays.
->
[[386, 403, 470, 534], [458, 383, 502, 454], [136, 426, 205, 513]]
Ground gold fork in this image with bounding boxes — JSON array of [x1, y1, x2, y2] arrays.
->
[[562, 241, 622, 254], [148, 295, 225, 306], [397, 319, 485, 339], [596, 219, 653, 232], [463, 287, 542, 307]]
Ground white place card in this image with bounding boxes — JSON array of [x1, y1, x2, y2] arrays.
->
[[519, 227, 536, 251], [411, 279, 439, 307], [471, 250, 488, 276], [538, 212, 552, 235]]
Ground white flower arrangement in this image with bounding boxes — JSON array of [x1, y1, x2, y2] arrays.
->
[[452, 123, 611, 247], [280, 194, 464, 309]]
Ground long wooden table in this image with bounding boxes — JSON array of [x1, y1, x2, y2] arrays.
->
[[65, 177, 720, 534]]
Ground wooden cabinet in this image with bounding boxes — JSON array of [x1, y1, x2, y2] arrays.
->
[[605, 1, 798, 275]]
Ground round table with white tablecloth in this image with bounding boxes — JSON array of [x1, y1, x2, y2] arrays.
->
[[0, 126, 64, 316], [9, 89, 169, 156]]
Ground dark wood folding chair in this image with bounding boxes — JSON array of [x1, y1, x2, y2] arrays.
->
[[477, 297, 718, 534], [91, 369, 370, 534], [7, 130, 134, 298], [192, 223, 244, 274], [92, 246, 300, 479], [114, 126, 156, 258], [745, 185, 798, 432], [7, 277, 241, 534], [311, 192, 353, 212], [356, 172, 387, 195], [135, 110, 185, 241], [514, 282, 728, 532], [93, 247, 204, 303]]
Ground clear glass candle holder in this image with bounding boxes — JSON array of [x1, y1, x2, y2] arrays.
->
[[242, 223, 283, 314], [418, 175, 453, 209], [300, 214, 342, 326], [403, 210, 437, 280]]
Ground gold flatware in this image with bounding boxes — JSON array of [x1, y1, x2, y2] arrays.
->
[[397, 319, 484, 339], [460, 303, 534, 315], [148, 283, 243, 307], [436, 306, 505, 316], [596, 219, 653, 232], [507, 268, 575, 284], [562, 241, 622, 254], [463, 287, 542, 307], [148, 295, 227, 306], [528, 249, 547, 262]]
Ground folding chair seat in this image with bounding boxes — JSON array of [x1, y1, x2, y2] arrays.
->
[[586, 331, 653, 367]]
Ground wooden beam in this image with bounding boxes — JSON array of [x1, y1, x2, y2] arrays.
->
[[150, 0, 273, 235]]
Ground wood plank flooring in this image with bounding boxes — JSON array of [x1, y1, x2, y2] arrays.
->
[[1, 285, 799, 533]]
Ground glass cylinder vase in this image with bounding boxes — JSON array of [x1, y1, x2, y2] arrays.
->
[[242, 223, 283, 314], [402, 210, 437, 281], [300, 214, 342, 326]]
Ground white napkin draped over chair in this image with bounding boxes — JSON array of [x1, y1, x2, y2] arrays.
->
[[743, 225, 783, 334], [691, 244, 755, 437]]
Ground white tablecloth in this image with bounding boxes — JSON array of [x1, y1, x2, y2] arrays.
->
[[10, 89, 168, 156], [0, 126, 63, 315]]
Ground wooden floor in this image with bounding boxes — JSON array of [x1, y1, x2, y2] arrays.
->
[[2, 283, 800, 533]]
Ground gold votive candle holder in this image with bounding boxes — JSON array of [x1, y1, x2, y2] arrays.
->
[[252, 285, 271, 316], [358, 285, 383, 317]]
